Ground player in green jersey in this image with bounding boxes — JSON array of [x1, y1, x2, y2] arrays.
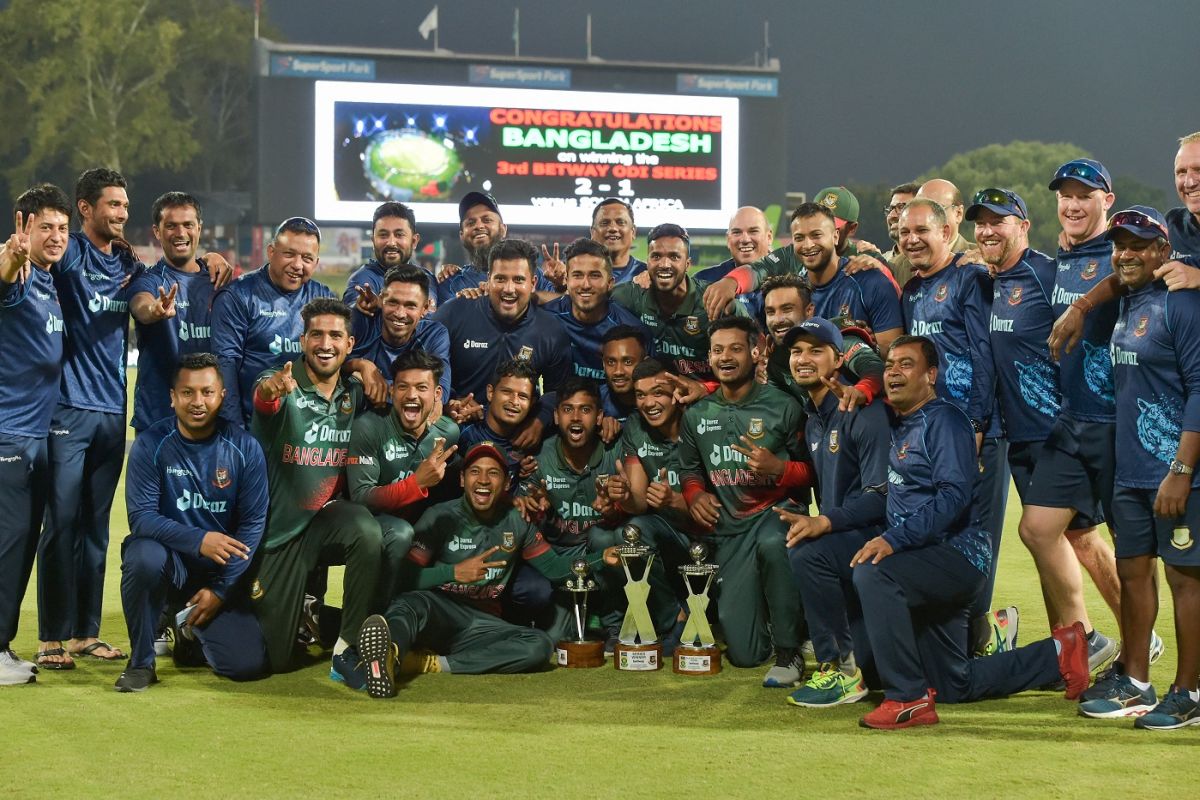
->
[[248, 298, 384, 676], [349, 443, 621, 698], [678, 317, 813, 687]]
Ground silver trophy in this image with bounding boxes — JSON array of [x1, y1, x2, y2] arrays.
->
[[555, 559, 604, 668]]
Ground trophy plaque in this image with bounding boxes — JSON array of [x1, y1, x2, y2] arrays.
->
[[614, 524, 662, 671], [555, 559, 605, 668], [674, 542, 722, 676]]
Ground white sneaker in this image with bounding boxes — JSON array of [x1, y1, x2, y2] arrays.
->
[[1149, 630, 1166, 665], [0, 649, 36, 686], [153, 627, 173, 657]]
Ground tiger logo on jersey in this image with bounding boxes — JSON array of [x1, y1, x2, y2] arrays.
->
[[1133, 316, 1149, 337], [1008, 287, 1023, 306], [934, 284, 949, 302], [828, 430, 839, 453], [1081, 260, 1099, 281], [684, 316, 701, 335], [213, 467, 231, 489], [747, 418, 764, 439], [517, 345, 534, 361]]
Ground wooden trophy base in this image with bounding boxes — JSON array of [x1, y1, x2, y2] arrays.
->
[[614, 641, 662, 671], [555, 639, 606, 668], [673, 644, 722, 676]]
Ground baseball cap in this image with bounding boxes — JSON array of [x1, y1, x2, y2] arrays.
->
[[781, 317, 843, 352], [965, 188, 1028, 221], [1104, 205, 1169, 241], [1049, 159, 1112, 193], [814, 186, 860, 227], [461, 441, 508, 470], [458, 191, 501, 223]]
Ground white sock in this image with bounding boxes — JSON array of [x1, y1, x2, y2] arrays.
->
[[332, 637, 350, 656], [1188, 688, 1199, 702], [437, 655, 451, 673], [1129, 676, 1152, 692]]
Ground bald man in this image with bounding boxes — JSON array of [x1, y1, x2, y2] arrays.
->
[[890, 179, 975, 284], [694, 206, 775, 319]]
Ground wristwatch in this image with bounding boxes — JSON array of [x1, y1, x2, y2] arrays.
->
[[1168, 459, 1194, 476]]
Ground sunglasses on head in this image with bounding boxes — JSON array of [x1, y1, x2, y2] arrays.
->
[[276, 216, 321, 241], [1107, 210, 1168, 240], [971, 188, 1026, 219], [1054, 162, 1111, 192]]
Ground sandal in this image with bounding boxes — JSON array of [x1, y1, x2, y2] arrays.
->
[[70, 640, 126, 661], [36, 647, 76, 671]]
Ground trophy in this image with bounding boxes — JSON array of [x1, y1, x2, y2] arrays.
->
[[614, 524, 662, 671], [555, 559, 605, 668], [674, 542, 722, 676]]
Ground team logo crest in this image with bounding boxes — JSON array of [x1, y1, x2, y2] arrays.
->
[[250, 580, 264, 600], [747, 418, 764, 439], [897, 441, 910, 460], [934, 284, 949, 302], [500, 531, 516, 552], [1171, 526, 1194, 551], [1008, 287, 1023, 306], [213, 467, 231, 489], [1081, 260, 1099, 281], [339, 393, 354, 414], [839, 303, 851, 318], [828, 430, 839, 453], [517, 345, 534, 361], [818, 192, 839, 210], [684, 316, 701, 335], [1134, 316, 1149, 337]]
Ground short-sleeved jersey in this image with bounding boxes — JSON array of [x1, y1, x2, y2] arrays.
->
[[804, 388, 889, 534], [250, 358, 363, 549], [1051, 236, 1117, 422], [129, 260, 216, 431], [529, 436, 621, 548], [348, 316, 452, 401], [52, 232, 138, 414], [1110, 283, 1200, 490], [210, 267, 336, 426], [810, 263, 903, 337], [600, 384, 636, 422], [989, 249, 1062, 443], [677, 382, 807, 535], [0, 266, 64, 437], [347, 410, 460, 519], [610, 255, 647, 285], [542, 296, 651, 382], [1167, 207, 1200, 259], [902, 258, 996, 431], [124, 417, 268, 598]]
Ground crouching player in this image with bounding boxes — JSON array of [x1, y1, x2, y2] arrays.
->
[[118, 353, 269, 691], [778, 319, 890, 707], [348, 444, 620, 698], [1078, 208, 1200, 729], [678, 317, 810, 686], [852, 336, 1090, 729]]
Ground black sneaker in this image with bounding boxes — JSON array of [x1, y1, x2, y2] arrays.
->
[[330, 646, 367, 691], [357, 615, 397, 699], [114, 666, 159, 693]]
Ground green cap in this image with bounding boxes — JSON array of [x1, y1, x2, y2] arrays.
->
[[814, 186, 859, 226]]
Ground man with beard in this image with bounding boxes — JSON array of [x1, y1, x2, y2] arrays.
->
[[349, 444, 621, 697], [851, 336, 1090, 730], [599, 325, 647, 422], [678, 317, 809, 686], [249, 298, 383, 676], [0, 184, 70, 684], [778, 319, 889, 708], [457, 359, 541, 489], [129, 192, 216, 434], [117, 353, 269, 691], [344, 202, 436, 316], [882, 182, 919, 285], [702, 204, 903, 354], [345, 266, 451, 404], [211, 217, 335, 427], [436, 192, 555, 303]]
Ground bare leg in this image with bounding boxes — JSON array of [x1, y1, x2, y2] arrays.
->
[[1115, 555, 1158, 683], [1019, 505, 1092, 631], [1066, 526, 1122, 619], [1164, 564, 1200, 691]]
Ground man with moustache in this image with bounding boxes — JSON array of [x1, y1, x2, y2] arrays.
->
[[344, 201, 436, 316], [883, 182, 919, 280], [457, 359, 541, 489], [590, 197, 646, 285], [436, 192, 555, 303], [249, 299, 383, 676], [599, 325, 648, 422]]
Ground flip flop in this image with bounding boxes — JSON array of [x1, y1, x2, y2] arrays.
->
[[70, 641, 126, 661], [36, 647, 76, 671]]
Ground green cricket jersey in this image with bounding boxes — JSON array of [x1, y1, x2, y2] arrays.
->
[[528, 435, 620, 548], [407, 497, 600, 613], [617, 413, 692, 530], [741, 244, 799, 292], [611, 276, 744, 381], [678, 381, 807, 535], [346, 409, 461, 516], [251, 357, 364, 549]]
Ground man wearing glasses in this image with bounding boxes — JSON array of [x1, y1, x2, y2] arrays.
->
[[883, 182, 919, 285], [211, 217, 335, 427]]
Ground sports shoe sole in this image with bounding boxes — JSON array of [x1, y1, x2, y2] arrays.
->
[[787, 685, 868, 708], [1078, 702, 1155, 719], [1134, 713, 1200, 731], [358, 615, 397, 699], [0, 673, 36, 686], [859, 709, 939, 730]]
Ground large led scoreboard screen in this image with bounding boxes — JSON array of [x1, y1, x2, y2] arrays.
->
[[314, 81, 739, 228]]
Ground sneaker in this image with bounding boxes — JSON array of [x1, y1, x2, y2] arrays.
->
[[1078, 674, 1157, 719], [297, 594, 321, 647], [330, 646, 367, 691], [0, 650, 36, 686], [974, 606, 1019, 657], [400, 649, 442, 675], [787, 663, 868, 707], [660, 619, 686, 659], [800, 639, 815, 658], [762, 648, 804, 688], [1148, 631, 1166, 666], [1135, 686, 1200, 731], [1080, 661, 1125, 702], [1087, 630, 1118, 674], [860, 691, 938, 730], [603, 628, 619, 658], [114, 666, 159, 693], [1051, 621, 1090, 700], [153, 626, 173, 657], [357, 614, 397, 699]]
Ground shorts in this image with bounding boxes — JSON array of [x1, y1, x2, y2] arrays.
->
[[1110, 484, 1200, 565], [1023, 415, 1113, 524], [1007, 438, 1102, 531]]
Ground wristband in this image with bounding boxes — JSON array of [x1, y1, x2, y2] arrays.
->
[[1070, 296, 1094, 315]]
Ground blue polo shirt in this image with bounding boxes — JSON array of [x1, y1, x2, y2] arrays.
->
[[0, 265, 64, 437], [1166, 207, 1200, 259], [611, 255, 647, 285]]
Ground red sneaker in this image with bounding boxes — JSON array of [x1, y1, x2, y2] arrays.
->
[[1051, 621, 1090, 700], [859, 691, 939, 730]]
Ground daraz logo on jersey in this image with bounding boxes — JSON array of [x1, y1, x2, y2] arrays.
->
[[176, 489, 227, 513], [45, 312, 64, 335], [303, 421, 352, 445], [709, 443, 746, 467], [87, 291, 128, 313], [447, 535, 475, 552], [269, 334, 301, 355], [696, 418, 722, 435], [178, 323, 211, 342], [384, 441, 410, 461]]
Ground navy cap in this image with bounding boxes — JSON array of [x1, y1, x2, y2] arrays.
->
[[781, 317, 843, 352], [458, 191, 501, 223], [1049, 158, 1112, 193], [1104, 205, 1169, 241], [965, 188, 1028, 221]]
